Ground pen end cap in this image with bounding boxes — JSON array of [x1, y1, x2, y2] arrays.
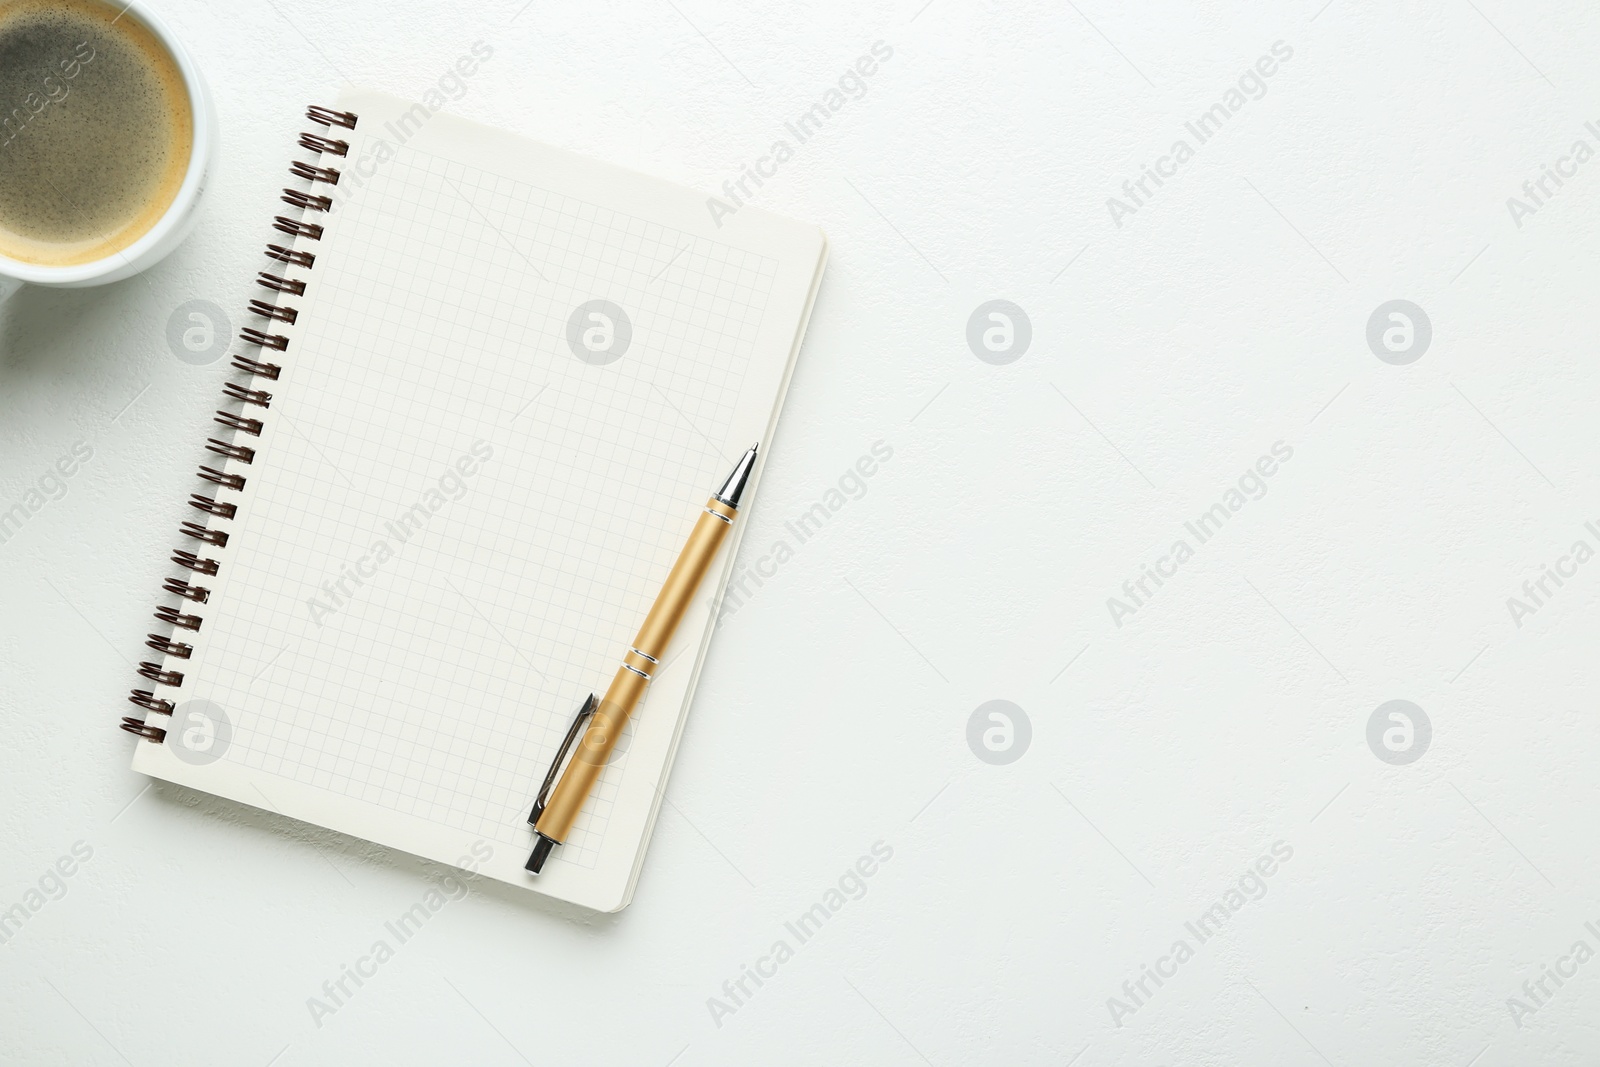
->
[[525, 835, 557, 874]]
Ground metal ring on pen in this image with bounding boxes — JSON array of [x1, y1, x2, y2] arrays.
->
[[622, 663, 652, 680], [629, 648, 659, 664], [703, 506, 733, 523]]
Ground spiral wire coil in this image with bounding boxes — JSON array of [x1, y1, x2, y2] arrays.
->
[[122, 106, 359, 743]]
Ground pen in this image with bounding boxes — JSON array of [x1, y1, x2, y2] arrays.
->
[[525, 444, 759, 873]]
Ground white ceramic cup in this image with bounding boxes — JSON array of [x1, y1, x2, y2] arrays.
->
[[0, 0, 215, 304]]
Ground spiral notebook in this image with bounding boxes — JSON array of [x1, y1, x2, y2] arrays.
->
[[121, 89, 827, 912]]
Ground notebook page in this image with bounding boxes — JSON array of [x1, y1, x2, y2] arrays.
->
[[134, 89, 827, 911]]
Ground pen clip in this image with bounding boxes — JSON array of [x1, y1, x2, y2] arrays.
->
[[528, 693, 597, 825]]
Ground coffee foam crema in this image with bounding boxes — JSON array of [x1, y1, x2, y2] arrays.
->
[[0, 0, 193, 267]]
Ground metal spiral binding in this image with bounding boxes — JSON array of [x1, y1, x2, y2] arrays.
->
[[307, 106, 358, 130], [122, 103, 358, 744], [129, 691, 174, 714], [255, 272, 306, 297], [173, 549, 220, 576], [146, 634, 193, 658], [247, 299, 297, 324], [205, 439, 256, 463], [212, 412, 263, 436], [266, 244, 314, 268], [180, 521, 229, 547], [121, 718, 167, 740], [222, 382, 273, 407], [163, 577, 209, 603], [240, 327, 288, 351], [281, 191, 331, 214], [290, 161, 340, 185], [138, 663, 184, 687], [197, 463, 246, 490], [298, 133, 348, 156], [156, 605, 202, 631], [188, 494, 237, 519], [232, 353, 284, 377], [272, 216, 324, 241]]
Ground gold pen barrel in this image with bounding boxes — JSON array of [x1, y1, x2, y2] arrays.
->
[[633, 497, 736, 658], [534, 495, 737, 844]]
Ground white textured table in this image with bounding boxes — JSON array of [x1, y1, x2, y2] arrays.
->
[[4, 1, 1599, 1064]]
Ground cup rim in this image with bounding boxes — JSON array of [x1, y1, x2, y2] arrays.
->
[[0, 0, 212, 285]]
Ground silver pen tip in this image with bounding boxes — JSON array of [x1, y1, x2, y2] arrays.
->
[[714, 445, 759, 508]]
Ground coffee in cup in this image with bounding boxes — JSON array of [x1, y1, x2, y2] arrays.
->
[[0, 0, 195, 267]]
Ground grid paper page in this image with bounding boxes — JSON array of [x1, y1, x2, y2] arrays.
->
[[132, 91, 827, 911]]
